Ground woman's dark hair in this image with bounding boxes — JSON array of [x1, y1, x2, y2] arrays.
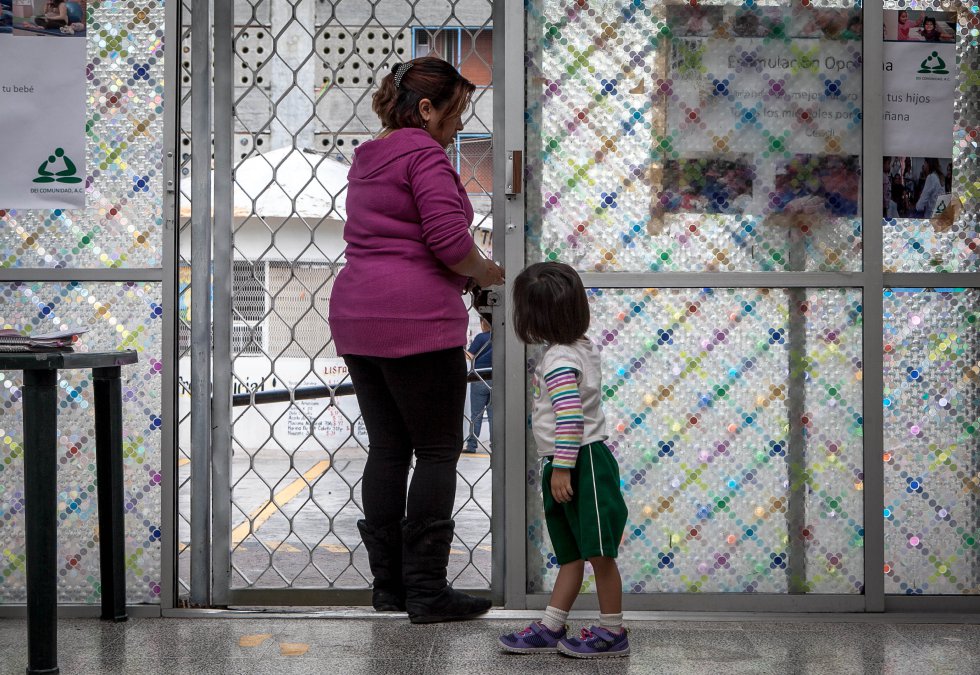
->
[[372, 56, 475, 130], [512, 262, 590, 345], [925, 157, 944, 179]]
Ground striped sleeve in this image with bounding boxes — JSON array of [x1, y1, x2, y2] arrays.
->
[[544, 366, 584, 469]]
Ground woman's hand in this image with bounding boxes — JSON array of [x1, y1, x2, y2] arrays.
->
[[472, 258, 504, 288], [550, 467, 573, 504], [449, 245, 504, 287]]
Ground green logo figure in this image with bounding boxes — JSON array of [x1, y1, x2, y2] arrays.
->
[[918, 51, 948, 75], [34, 147, 82, 184]]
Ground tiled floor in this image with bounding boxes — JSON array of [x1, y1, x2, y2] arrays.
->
[[1, 611, 979, 674]]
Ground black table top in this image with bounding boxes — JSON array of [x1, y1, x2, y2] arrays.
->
[[0, 349, 139, 370]]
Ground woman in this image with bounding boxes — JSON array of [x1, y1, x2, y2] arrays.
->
[[34, 0, 68, 29], [328, 56, 504, 624], [915, 158, 945, 218]]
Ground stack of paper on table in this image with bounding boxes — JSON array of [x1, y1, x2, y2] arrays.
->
[[0, 328, 89, 352]]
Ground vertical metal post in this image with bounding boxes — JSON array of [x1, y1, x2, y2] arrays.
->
[[23, 369, 58, 674], [189, 0, 213, 607], [786, 236, 808, 593], [786, 286, 808, 593], [862, 0, 885, 613], [159, 0, 180, 612], [489, 0, 504, 607], [211, 0, 234, 608], [493, 0, 528, 609], [94, 366, 129, 622]]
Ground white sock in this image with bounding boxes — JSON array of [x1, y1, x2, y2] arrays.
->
[[599, 612, 624, 633], [541, 605, 569, 632]]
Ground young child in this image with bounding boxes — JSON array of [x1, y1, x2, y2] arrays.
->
[[499, 262, 630, 659], [896, 10, 914, 41]]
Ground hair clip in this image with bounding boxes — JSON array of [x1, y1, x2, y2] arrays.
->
[[393, 62, 413, 89]]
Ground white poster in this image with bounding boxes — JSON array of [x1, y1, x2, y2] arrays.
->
[[881, 9, 956, 219], [663, 5, 864, 219], [882, 43, 956, 158], [0, 0, 87, 209]]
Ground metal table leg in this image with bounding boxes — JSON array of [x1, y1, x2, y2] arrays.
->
[[94, 366, 128, 622], [23, 369, 59, 675]]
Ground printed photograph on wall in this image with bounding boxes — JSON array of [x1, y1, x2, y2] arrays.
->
[[770, 154, 860, 218], [10, 0, 85, 37], [734, 5, 863, 40], [726, 6, 792, 39], [665, 5, 724, 38], [662, 3, 864, 220], [790, 7, 862, 40], [666, 5, 864, 42], [883, 9, 956, 43], [1, 0, 12, 35], [659, 155, 754, 215], [883, 156, 953, 220]]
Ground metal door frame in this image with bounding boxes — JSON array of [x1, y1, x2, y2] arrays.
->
[[180, 0, 504, 608], [177, 0, 980, 612], [496, 0, 980, 613]]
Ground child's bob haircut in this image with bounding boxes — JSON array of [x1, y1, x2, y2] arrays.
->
[[512, 262, 590, 345]]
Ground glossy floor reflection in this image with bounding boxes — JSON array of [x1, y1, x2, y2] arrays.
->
[[1, 612, 978, 674]]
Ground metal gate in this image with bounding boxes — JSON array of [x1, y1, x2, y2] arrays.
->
[[177, 0, 499, 605], [175, 0, 980, 612]]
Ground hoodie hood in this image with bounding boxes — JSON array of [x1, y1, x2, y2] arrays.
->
[[349, 128, 445, 180]]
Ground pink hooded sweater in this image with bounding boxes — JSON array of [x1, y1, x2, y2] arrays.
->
[[328, 128, 475, 358]]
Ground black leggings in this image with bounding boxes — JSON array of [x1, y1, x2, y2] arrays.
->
[[35, 17, 68, 29], [344, 347, 466, 526]]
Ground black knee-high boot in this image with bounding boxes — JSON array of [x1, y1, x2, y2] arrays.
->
[[402, 518, 491, 624], [357, 519, 406, 611]]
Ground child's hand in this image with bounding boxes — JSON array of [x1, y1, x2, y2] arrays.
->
[[551, 468, 573, 503]]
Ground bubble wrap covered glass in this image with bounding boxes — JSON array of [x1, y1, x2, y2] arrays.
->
[[882, 1, 980, 272], [0, 2, 166, 269], [0, 0, 165, 605], [883, 289, 980, 594], [526, 1, 863, 272], [0, 282, 163, 603], [526, 288, 864, 594]]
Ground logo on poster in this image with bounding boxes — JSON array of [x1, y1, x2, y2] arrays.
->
[[33, 148, 82, 184], [917, 51, 949, 75]]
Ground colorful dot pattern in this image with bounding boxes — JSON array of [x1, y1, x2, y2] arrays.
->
[[0, 282, 163, 604], [883, 289, 980, 594], [526, 288, 864, 594], [0, 2, 165, 269], [883, 1, 980, 272], [526, 1, 864, 273]]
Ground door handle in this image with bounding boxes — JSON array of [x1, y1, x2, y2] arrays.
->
[[505, 150, 522, 198]]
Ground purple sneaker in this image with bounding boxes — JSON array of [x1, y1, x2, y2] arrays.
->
[[499, 622, 567, 654], [558, 626, 630, 659]]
